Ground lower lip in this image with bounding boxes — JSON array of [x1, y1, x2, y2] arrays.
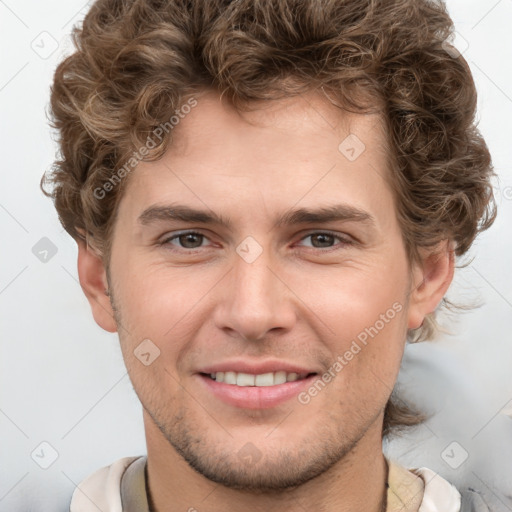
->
[[197, 373, 317, 409]]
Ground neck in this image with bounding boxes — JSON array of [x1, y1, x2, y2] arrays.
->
[[144, 411, 389, 512]]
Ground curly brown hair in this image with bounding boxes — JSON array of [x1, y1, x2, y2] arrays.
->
[[41, 0, 497, 435]]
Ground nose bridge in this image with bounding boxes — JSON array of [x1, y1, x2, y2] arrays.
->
[[235, 250, 275, 308], [215, 242, 295, 341]]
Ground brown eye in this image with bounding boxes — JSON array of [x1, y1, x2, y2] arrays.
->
[[310, 233, 335, 248], [298, 231, 353, 250], [177, 233, 204, 248], [161, 231, 209, 250]]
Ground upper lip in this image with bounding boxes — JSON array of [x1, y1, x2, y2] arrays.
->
[[197, 359, 319, 376]]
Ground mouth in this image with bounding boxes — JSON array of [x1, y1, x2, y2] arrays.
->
[[197, 371, 319, 409], [201, 371, 317, 387]]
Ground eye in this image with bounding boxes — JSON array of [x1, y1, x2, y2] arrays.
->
[[160, 231, 211, 251], [296, 231, 353, 250], [159, 230, 353, 253]]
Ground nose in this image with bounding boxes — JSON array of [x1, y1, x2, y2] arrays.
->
[[213, 246, 297, 343]]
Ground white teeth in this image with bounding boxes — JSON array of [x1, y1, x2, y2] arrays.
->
[[255, 373, 274, 386], [208, 370, 309, 386], [224, 371, 237, 385], [236, 373, 255, 386], [274, 371, 287, 384]]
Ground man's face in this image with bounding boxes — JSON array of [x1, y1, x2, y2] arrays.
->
[[104, 89, 417, 490]]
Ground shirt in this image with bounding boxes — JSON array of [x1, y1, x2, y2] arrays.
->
[[68, 455, 506, 511]]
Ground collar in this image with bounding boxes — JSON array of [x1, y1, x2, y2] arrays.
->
[[117, 456, 460, 512]]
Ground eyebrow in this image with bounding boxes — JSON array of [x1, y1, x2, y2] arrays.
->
[[137, 203, 376, 230]]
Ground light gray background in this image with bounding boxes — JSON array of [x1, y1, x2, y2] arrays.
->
[[1, 1, 511, 510]]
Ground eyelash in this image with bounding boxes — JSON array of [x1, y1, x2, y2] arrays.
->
[[159, 230, 354, 253]]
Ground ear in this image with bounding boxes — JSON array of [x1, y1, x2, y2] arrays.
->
[[76, 237, 118, 333], [407, 240, 455, 330]]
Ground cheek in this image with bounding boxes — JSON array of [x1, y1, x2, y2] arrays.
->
[[317, 306, 407, 422], [296, 257, 409, 343], [112, 263, 219, 364], [114, 260, 187, 327], [300, 256, 409, 400]]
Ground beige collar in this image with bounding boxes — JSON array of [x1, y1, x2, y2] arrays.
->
[[386, 458, 425, 511]]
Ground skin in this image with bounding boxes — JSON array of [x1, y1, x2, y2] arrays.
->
[[77, 89, 454, 512]]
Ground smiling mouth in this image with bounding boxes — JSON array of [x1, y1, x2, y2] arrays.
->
[[200, 371, 317, 387]]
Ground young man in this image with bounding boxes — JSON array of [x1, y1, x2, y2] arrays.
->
[[41, 0, 510, 510]]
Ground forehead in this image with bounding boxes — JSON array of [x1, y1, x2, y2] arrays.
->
[[116, 89, 395, 230], [169, 88, 387, 158]]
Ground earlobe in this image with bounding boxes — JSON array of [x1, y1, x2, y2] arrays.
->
[[76, 238, 118, 333], [407, 240, 455, 330]]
